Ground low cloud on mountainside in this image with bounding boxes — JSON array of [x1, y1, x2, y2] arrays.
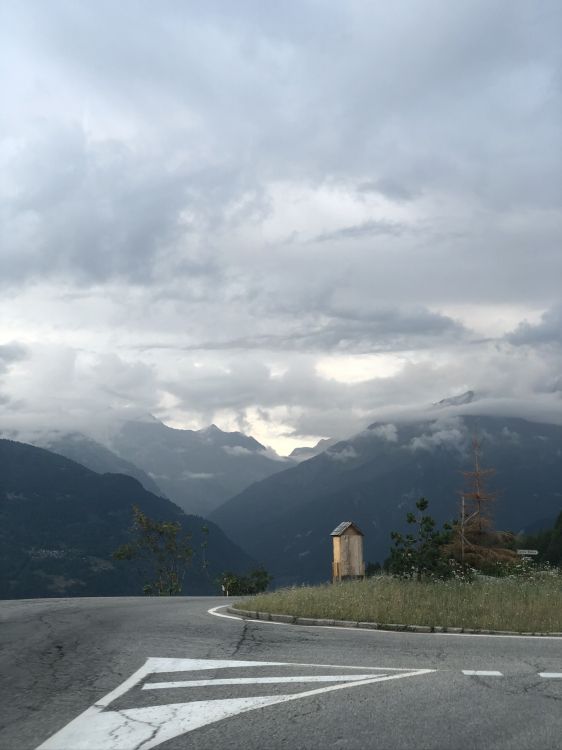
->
[[1, 1, 561, 453]]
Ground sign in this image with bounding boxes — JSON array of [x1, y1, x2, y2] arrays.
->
[[517, 549, 539, 556]]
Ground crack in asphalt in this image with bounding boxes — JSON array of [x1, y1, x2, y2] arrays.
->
[[4, 598, 562, 750], [107, 707, 162, 750], [231, 619, 249, 657], [466, 673, 562, 704]]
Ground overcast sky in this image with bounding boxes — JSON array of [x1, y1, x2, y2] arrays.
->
[[1, 0, 561, 453]]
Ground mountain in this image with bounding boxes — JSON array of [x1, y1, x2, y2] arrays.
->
[[39, 431, 165, 498], [434, 390, 476, 408], [0, 439, 254, 599], [210, 415, 562, 586], [106, 418, 292, 515], [289, 438, 336, 462]]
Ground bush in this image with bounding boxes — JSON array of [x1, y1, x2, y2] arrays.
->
[[388, 498, 453, 580], [219, 566, 272, 595]]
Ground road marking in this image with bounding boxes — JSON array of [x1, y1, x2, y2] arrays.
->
[[539, 672, 562, 679], [462, 670, 503, 676], [143, 674, 385, 689], [36, 657, 434, 750], [207, 605, 245, 621], [208, 606, 562, 640]]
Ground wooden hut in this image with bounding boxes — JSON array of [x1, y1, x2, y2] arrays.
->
[[331, 521, 365, 582]]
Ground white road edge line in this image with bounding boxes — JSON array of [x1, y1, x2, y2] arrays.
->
[[143, 675, 384, 689], [539, 672, 562, 678], [208, 606, 243, 621], [208, 605, 562, 640], [462, 670, 503, 676]]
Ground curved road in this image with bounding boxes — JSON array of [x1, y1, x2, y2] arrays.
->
[[1, 597, 560, 749]]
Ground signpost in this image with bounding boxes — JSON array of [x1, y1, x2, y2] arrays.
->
[[517, 549, 538, 556]]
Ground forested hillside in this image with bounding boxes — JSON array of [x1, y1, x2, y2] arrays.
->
[[0, 439, 253, 598]]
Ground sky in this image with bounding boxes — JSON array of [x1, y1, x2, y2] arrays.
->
[[1, 0, 561, 454]]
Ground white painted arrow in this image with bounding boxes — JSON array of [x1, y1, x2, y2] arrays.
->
[[37, 657, 434, 750]]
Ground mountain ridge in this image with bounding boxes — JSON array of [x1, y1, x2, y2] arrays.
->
[[210, 415, 562, 585], [0, 438, 254, 598], [3, 417, 293, 517], [107, 418, 293, 515]]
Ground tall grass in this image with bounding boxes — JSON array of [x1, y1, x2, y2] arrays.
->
[[239, 573, 562, 632]]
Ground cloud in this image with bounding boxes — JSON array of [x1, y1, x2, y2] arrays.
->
[[181, 471, 216, 480], [508, 305, 562, 346], [314, 219, 409, 243], [0, 1, 561, 453], [409, 417, 468, 453], [167, 305, 467, 354], [327, 445, 358, 462], [357, 179, 418, 203], [2, 334, 562, 455], [222, 445, 254, 457], [0, 343, 28, 373], [367, 424, 399, 442], [0, 123, 224, 287], [0, 342, 29, 407]]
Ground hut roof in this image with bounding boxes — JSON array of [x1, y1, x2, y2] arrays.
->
[[330, 521, 364, 537]]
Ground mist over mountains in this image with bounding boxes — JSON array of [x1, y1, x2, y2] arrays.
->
[[108, 418, 292, 515], [41, 431, 165, 498], [290, 438, 337, 463], [6, 416, 293, 517]]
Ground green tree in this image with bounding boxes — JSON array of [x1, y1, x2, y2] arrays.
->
[[219, 566, 273, 596], [113, 505, 194, 595], [389, 498, 452, 580], [518, 510, 562, 566]]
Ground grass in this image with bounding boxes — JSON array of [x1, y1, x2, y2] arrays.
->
[[238, 573, 562, 633]]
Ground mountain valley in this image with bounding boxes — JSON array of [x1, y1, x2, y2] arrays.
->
[[0, 439, 254, 598]]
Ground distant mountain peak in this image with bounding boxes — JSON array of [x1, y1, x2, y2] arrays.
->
[[200, 424, 221, 434], [434, 390, 476, 408], [290, 437, 336, 461], [104, 418, 287, 515], [142, 413, 161, 423]]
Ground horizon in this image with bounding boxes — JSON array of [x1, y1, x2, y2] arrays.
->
[[3, 391, 562, 459]]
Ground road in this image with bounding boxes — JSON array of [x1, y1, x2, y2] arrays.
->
[[1, 597, 561, 750]]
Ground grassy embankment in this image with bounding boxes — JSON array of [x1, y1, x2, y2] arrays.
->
[[239, 574, 562, 632]]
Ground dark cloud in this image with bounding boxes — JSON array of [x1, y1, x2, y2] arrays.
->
[[0, 343, 28, 373], [0, 343, 28, 409], [0, 123, 234, 286], [508, 305, 562, 346], [357, 179, 419, 203], [143, 306, 466, 353], [313, 219, 409, 243]]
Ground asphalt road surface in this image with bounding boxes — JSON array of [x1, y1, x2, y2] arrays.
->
[[1, 597, 561, 750]]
